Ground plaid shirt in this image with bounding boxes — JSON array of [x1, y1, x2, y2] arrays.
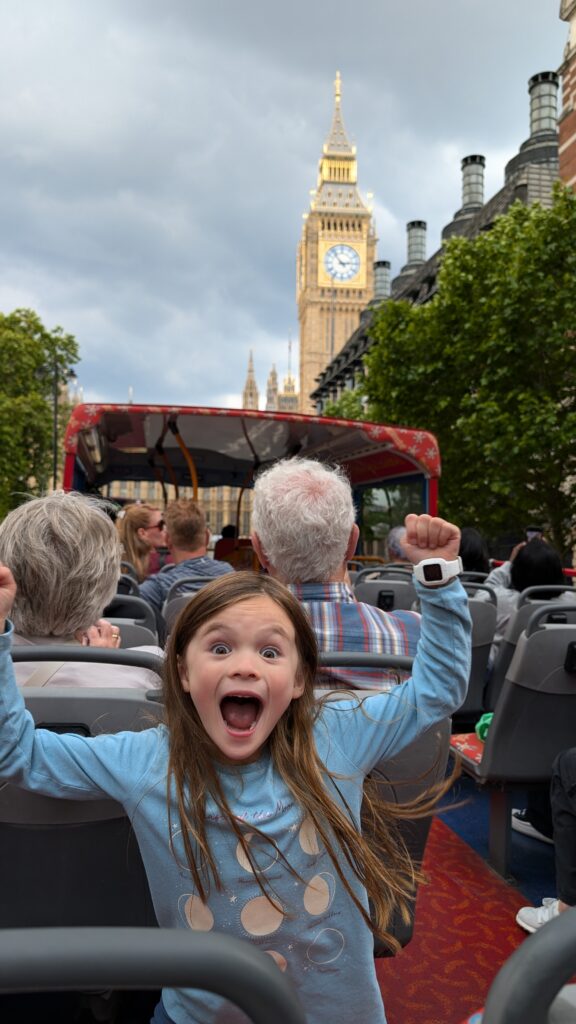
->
[[289, 581, 421, 690]]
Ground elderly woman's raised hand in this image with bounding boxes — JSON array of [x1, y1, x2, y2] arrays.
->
[[75, 619, 122, 648], [0, 565, 17, 633], [403, 514, 461, 565]]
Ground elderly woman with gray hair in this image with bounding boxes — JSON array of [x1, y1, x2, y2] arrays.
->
[[0, 492, 161, 689]]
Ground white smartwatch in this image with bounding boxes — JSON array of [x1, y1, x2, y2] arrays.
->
[[413, 556, 463, 588]]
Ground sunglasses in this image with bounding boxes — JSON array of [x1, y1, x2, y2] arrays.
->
[[146, 519, 165, 531]]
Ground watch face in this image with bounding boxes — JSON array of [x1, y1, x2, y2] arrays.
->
[[324, 244, 361, 281], [423, 563, 443, 582]]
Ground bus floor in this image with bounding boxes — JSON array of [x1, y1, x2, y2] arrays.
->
[[439, 773, 556, 905]]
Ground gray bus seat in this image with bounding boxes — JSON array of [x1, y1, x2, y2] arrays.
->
[[460, 571, 489, 584], [107, 619, 159, 648], [117, 573, 141, 596], [452, 584, 497, 727], [162, 575, 214, 633], [354, 565, 413, 583], [0, 927, 306, 1024], [2, 650, 164, 930], [450, 604, 576, 876], [103, 594, 159, 640], [485, 585, 576, 711], [354, 578, 417, 612], [480, 905, 576, 1024], [120, 560, 139, 579]]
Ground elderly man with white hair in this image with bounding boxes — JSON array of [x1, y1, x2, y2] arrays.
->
[[251, 458, 421, 689]]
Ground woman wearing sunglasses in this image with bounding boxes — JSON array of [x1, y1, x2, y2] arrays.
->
[[117, 504, 172, 582]]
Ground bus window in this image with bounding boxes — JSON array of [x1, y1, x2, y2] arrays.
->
[[356, 478, 427, 559]]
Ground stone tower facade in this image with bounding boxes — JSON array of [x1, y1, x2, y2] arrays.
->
[[242, 351, 259, 410], [297, 72, 376, 412], [265, 365, 279, 410], [559, 1, 576, 188]]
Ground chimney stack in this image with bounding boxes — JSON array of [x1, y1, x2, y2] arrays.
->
[[461, 155, 485, 210], [373, 260, 391, 300], [529, 72, 559, 136], [406, 221, 427, 265]]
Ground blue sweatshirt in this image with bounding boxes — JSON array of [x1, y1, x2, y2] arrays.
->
[[0, 581, 471, 1024]]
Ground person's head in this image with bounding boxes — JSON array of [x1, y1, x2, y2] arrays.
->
[[510, 538, 566, 593], [459, 527, 490, 574], [165, 499, 209, 553], [165, 571, 317, 766], [386, 525, 408, 562], [117, 504, 167, 581], [0, 491, 121, 637], [221, 524, 237, 539], [251, 458, 358, 583]]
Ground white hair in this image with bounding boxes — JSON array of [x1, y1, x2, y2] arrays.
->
[[386, 525, 407, 561], [252, 458, 355, 582], [0, 491, 121, 637]]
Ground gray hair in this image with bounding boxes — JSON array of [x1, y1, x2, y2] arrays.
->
[[386, 525, 408, 561], [0, 491, 121, 637], [252, 458, 355, 582]]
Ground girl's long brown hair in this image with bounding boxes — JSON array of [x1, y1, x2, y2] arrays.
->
[[164, 570, 452, 953]]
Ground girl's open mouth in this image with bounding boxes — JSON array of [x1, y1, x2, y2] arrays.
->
[[220, 695, 263, 733]]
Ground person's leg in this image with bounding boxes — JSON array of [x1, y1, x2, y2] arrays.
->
[[551, 747, 576, 908], [525, 786, 554, 838], [512, 783, 554, 844], [516, 748, 576, 933]]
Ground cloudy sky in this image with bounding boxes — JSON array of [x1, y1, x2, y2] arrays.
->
[[0, 1, 568, 408]]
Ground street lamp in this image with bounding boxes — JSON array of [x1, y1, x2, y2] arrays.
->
[[51, 362, 77, 491], [34, 358, 78, 491]]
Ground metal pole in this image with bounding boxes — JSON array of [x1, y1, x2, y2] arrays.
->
[[330, 286, 336, 359], [52, 357, 59, 491]]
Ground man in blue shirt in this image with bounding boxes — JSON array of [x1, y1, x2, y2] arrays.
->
[[139, 499, 233, 615], [251, 458, 421, 689]]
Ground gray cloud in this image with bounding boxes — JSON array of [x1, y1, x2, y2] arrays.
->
[[0, 0, 567, 406]]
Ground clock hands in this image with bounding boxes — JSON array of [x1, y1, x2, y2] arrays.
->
[[325, 245, 359, 279]]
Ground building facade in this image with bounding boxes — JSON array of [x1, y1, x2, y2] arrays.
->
[[297, 73, 376, 412], [559, 1, 576, 187], [311, 71, 560, 411]]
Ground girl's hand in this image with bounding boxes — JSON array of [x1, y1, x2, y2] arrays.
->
[[75, 619, 122, 648], [0, 564, 17, 634], [403, 514, 461, 565]]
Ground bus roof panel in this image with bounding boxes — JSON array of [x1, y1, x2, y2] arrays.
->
[[63, 404, 440, 490]]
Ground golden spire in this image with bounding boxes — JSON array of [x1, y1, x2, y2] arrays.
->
[[323, 70, 353, 156]]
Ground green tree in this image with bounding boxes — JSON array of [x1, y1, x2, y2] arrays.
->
[[362, 186, 576, 556], [0, 308, 79, 517], [322, 388, 368, 421]]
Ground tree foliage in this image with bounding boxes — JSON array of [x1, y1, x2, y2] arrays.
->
[[361, 186, 576, 555], [322, 388, 368, 421], [0, 309, 79, 517]]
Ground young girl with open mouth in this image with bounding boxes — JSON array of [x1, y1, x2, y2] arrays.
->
[[0, 513, 471, 1024]]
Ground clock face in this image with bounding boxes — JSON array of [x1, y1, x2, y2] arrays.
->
[[324, 244, 361, 281]]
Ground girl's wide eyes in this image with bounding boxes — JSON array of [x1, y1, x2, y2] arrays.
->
[[261, 646, 280, 659], [210, 642, 231, 655], [208, 642, 281, 658]]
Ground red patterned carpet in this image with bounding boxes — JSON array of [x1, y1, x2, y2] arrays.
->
[[376, 818, 528, 1024]]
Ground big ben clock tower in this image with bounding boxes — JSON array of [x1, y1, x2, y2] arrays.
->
[[297, 72, 376, 411]]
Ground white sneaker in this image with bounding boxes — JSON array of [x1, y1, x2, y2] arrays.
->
[[516, 898, 560, 934], [511, 808, 554, 845]]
